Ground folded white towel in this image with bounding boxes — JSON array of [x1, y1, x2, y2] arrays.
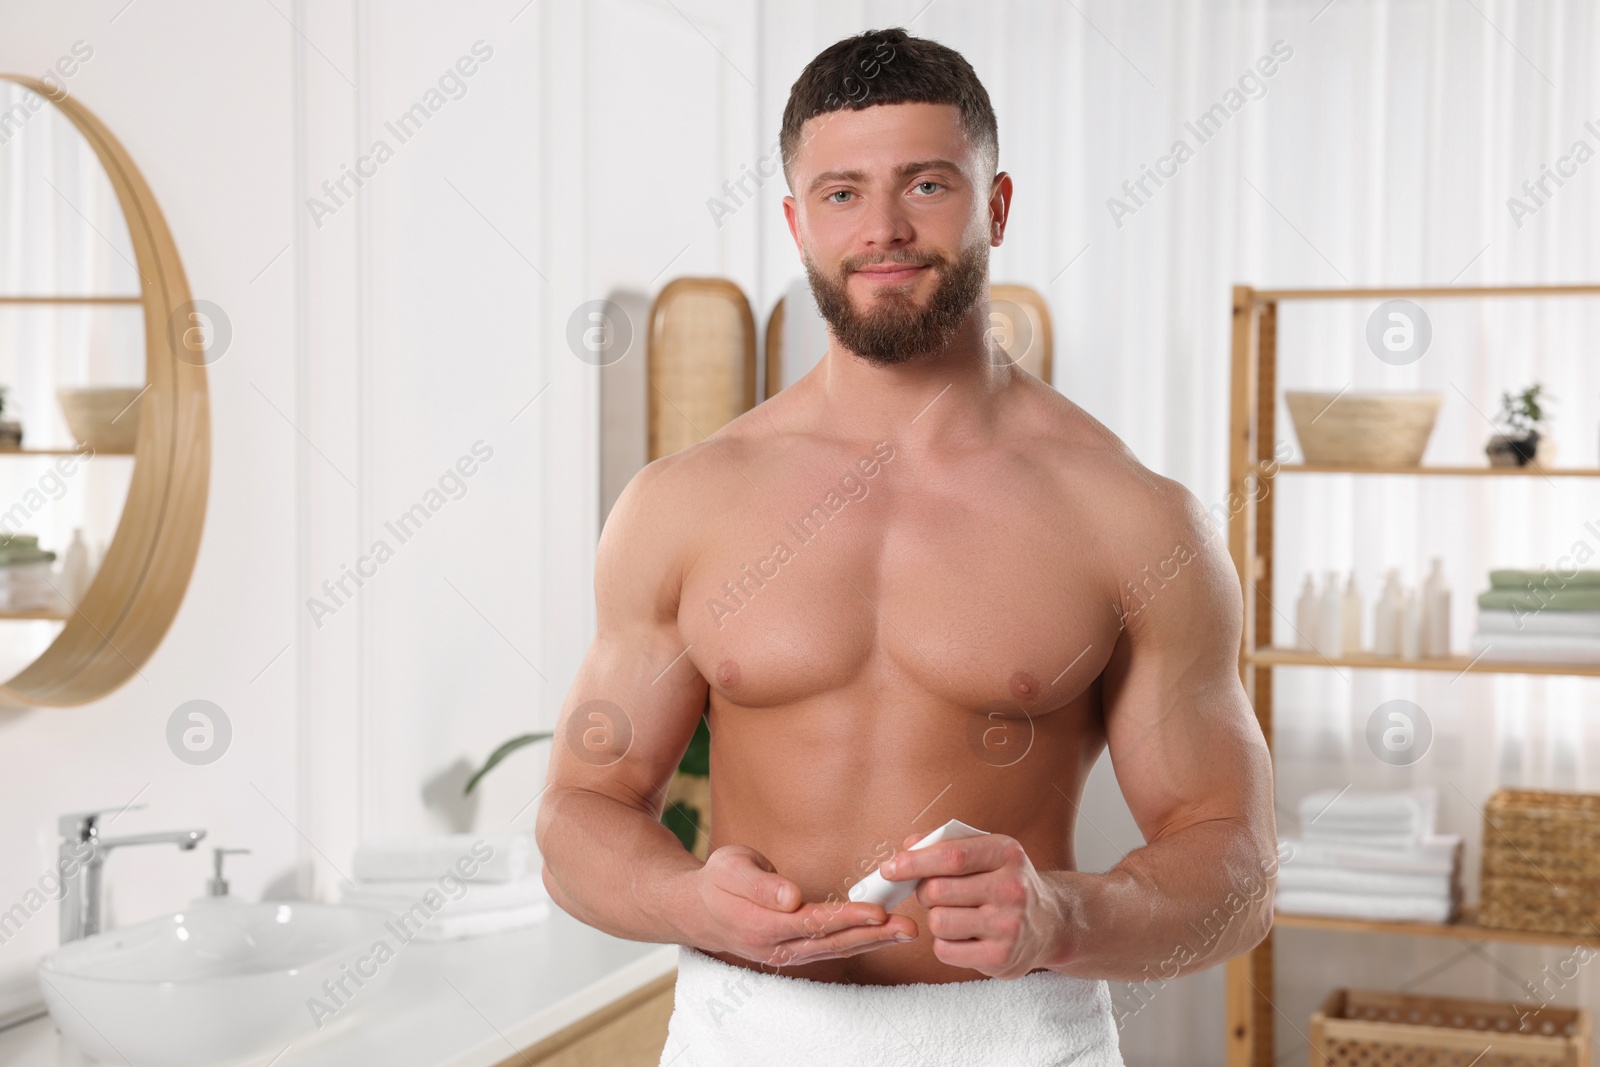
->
[[1470, 631, 1600, 664], [1477, 609, 1600, 637], [341, 874, 546, 915], [1297, 829, 1433, 849], [352, 832, 534, 883], [1277, 864, 1451, 897], [1278, 834, 1460, 875], [408, 900, 550, 942], [1299, 786, 1436, 840], [1275, 888, 1456, 924]]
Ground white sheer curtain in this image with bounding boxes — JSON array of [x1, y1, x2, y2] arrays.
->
[[0, 84, 140, 678], [764, 2, 1600, 1062]]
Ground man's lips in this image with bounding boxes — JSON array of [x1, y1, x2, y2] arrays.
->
[[853, 263, 929, 283]]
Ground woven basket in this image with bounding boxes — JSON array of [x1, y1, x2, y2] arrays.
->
[[56, 386, 142, 453], [1284, 389, 1441, 466], [1310, 988, 1589, 1067], [1479, 788, 1600, 937]]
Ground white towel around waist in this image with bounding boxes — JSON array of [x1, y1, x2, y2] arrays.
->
[[657, 945, 1125, 1067]]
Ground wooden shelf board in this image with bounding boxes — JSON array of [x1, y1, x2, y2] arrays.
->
[[0, 447, 131, 457], [1252, 284, 1600, 303], [1275, 906, 1600, 948], [0, 609, 69, 621], [1278, 463, 1600, 477], [1249, 646, 1600, 677], [0, 295, 143, 305]]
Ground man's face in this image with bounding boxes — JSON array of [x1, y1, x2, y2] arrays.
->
[[783, 102, 1009, 366]]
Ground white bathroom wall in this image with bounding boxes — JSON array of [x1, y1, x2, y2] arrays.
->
[[0, 0, 764, 1024]]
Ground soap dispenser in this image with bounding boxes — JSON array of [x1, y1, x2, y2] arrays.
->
[[192, 847, 251, 906]]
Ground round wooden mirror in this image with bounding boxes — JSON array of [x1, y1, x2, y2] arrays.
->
[[0, 75, 209, 706]]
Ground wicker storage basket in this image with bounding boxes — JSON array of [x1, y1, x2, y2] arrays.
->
[[1479, 788, 1600, 937], [1284, 389, 1441, 466], [1310, 988, 1589, 1067]]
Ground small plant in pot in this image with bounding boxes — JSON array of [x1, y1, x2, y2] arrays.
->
[[1486, 382, 1551, 467], [0, 386, 21, 450], [464, 714, 711, 855]]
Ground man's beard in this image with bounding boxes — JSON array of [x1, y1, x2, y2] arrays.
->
[[804, 237, 989, 367]]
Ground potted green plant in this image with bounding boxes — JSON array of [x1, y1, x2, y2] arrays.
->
[[1486, 382, 1551, 467], [0, 386, 22, 450], [464, 714, 711, 855]]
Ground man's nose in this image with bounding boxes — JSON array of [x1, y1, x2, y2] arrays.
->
[[856, 194, 912, 249]]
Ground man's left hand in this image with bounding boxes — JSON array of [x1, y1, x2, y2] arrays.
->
[[882, 832, 1080, 980]]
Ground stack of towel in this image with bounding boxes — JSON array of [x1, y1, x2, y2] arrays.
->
[[341, 831, 549, 941], [0, 535, 60, 612], [1471, 568, 1600, 664], [1275, 786, 1461, 923]]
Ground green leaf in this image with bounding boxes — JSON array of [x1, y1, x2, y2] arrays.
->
[[464, 732, 554, 795], [662, 803, 700, 853], [678, 714, 710, 777]]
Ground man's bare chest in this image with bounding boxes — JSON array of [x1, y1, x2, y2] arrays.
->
[[676, 446, 1120, 717]]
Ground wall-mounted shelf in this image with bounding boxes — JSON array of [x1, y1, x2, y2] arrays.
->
[[1225, 281, 1600, 1067], [1278, 463, 1600, 477], [0, 447, 133, 457], [0, 295, 143, 305], [1247, 647, 1600, 678], [0, 609, 70, 621], [1275, 907, 1600, 950]]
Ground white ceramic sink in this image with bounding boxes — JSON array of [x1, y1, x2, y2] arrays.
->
[[38, 901, 398, 1066]]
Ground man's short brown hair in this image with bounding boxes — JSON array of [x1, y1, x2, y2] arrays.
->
[[780, 27, 999, 191]]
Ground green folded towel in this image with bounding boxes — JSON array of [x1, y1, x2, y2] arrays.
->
[[0, 549, 55, 567], [1479, 588, 1600, 612], [1490, 568, 1600, 590]]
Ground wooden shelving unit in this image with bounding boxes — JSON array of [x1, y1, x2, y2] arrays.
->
[[0, 609, 70, 621], [1275, 906, 1600, 950], [1224, 282, 1600, 1067]]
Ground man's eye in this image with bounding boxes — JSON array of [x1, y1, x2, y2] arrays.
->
[[914, 181, 942, 194], [827, 190, 853, 203]]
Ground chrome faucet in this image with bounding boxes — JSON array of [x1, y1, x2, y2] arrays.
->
[[58, 807, 206, 943]]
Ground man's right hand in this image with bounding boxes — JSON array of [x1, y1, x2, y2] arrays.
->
[[680, 844, 919, 967]]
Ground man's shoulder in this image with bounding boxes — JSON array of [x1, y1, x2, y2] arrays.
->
[[1020, 381, 1193, 522], [603, 404, 784, 586], [1018, 381, 1228, 592]]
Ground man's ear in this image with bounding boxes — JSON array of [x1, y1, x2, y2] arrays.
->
[[989, 171, 1014, 247], [783, 194, 804, 256]]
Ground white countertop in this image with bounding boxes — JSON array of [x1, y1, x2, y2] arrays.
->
[[0, 908, 679, 1067]]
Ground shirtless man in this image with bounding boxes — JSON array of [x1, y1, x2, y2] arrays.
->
[[536, 27, 1276, 1066]]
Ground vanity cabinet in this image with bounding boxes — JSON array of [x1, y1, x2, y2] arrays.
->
[[493, 971, 674, 1067]]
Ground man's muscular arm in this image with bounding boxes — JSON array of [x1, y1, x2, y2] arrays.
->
[[882, 476, 1277, 982], [535, 453, 913, 964], [1048, 478, 1278, 981]]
